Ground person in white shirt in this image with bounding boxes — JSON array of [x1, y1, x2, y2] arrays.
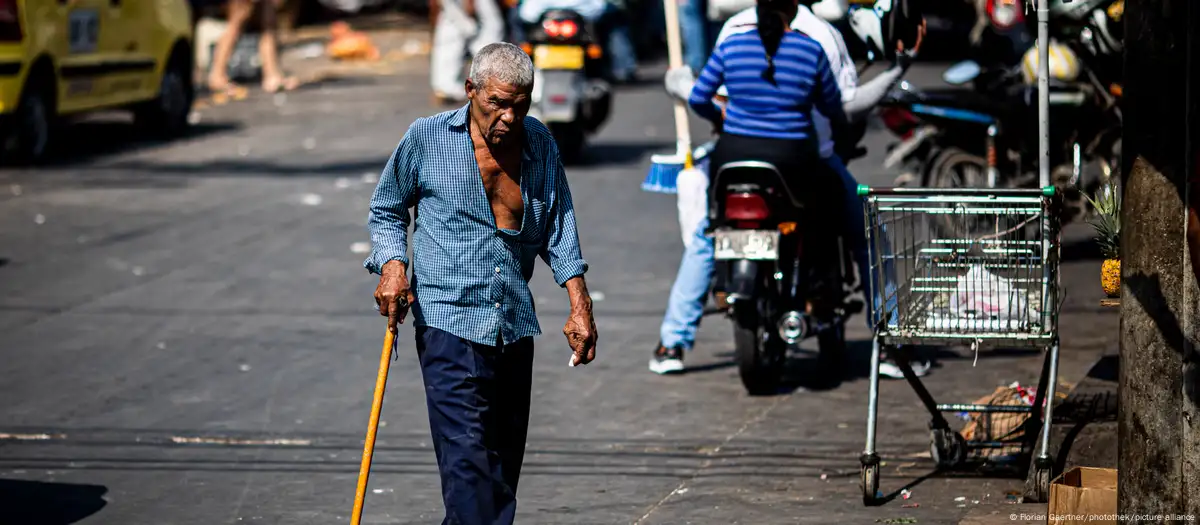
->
[[649, 0, 931, 379], [431, 0, 506, 104]]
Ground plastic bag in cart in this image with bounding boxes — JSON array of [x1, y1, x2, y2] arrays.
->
[[948, 265, 1033, 320]]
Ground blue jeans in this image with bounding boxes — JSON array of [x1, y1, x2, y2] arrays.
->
[[416, 326, 534, 525], [601, 6, 638, 81], [659, 155, 895, 350], [678, 0, 709, 73]]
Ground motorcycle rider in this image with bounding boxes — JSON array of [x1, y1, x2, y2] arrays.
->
[[650, 0, 931, 379], [514, 0, 639, 82]]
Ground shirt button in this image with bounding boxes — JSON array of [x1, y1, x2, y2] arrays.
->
[[495, 302, 501, 308], [495, 267, 501, 273]]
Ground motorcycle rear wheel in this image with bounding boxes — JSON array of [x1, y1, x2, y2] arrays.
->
[[733, 312, 784, 396], [817, 321, 847, 377]]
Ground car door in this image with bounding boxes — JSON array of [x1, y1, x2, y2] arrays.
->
[[98, 0, 159, 105], [57, 0, 109, 112]]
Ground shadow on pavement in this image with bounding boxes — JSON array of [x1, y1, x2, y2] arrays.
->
[[86, 157, 390, 179], [1061, 236, 1104, 262], [0, 478, 108, 524], [700, 337, 1035, 395], [781, 341, 1035, 394], [35, 121, 240, 168], [0, 426, 935, 480], [581, 140, 673, 166]]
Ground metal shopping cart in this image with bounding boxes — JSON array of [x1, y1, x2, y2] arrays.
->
[[856, 185, 1063, 505]]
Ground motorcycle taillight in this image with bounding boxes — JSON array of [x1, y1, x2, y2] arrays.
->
[[724, 193, 770, 221], [986, 0, 1023, 30], [542, 19, 579, 40], [879, 107, 919, 139], [0, 0, 21, 42]]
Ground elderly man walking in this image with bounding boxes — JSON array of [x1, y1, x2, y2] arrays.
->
[[366, 42, 598, 524]]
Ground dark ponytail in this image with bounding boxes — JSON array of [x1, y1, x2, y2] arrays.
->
[[756, 0, 787, 85]]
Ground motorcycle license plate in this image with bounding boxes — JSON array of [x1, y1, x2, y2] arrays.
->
[[534, 45, 584, 70], [714, 230, 780, 261]]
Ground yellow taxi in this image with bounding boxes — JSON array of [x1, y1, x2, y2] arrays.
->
[[0, 0, 194, 163]]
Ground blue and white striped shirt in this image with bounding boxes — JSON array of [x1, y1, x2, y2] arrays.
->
[[364, 104, 589, 346], [689, 30, 846, 141]]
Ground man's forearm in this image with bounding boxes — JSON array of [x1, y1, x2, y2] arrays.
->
[[564, 276, 592, 312]]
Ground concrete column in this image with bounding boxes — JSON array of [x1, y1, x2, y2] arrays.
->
[[1118, 0, 1199, 518]]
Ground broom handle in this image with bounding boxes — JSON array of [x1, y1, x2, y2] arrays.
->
[[662, 0, 692, 166], [351, 329, 396, 525]]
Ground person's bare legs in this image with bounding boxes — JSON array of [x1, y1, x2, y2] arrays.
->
[[208, 0, 254, 93], [258, 0, 298, 92]]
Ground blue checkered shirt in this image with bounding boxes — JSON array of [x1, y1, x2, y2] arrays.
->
[[364, 104, 589, 346]]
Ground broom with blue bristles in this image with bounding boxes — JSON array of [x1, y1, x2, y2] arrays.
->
[[641, 0, 695, 194]]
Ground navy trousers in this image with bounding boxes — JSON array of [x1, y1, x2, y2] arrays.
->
[[416, 326, 535, 525]]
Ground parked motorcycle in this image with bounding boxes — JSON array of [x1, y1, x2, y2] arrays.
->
[[975, 0, 1035, 68], [522, 10, 612, 164], [877, 0, 1122, 225], [707, 161, 863, 395]]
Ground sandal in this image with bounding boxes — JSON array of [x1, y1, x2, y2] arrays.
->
[[206, 81, 249, 104], [262, 76, 300, 93], [207, 78, 248, 97]]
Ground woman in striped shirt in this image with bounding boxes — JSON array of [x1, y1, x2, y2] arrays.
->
[[687, 0, 851, 187]]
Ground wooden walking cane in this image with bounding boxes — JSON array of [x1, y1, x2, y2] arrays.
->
[[350, 327, 397, 525]]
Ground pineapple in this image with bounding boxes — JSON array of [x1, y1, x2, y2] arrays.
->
[[1086, 184, 1121, 297]]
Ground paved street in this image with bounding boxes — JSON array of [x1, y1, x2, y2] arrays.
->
[[0, 57, 1117, 525]]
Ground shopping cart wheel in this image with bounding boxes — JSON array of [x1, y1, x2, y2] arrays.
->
[[929, 429, 967, 469], [860, 461, 880, 506], [1027, 465, 1052, 503], [1024, 457, 1054, 503]]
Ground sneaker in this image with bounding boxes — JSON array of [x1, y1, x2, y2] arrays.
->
[[878, 358, 931, 380], [649, 343, 685, 375]]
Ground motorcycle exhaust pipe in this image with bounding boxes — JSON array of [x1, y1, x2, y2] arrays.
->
[[777, 311, 809, 344], [1071, 142, 1082, 187]]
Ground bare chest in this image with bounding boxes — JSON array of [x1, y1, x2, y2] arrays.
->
[[474, 145, 524, 231]]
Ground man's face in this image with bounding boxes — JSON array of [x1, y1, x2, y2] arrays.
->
[[466, 79, 532, 147]]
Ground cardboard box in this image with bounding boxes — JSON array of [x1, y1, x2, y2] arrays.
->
[[1049, 467, 1118, 525]]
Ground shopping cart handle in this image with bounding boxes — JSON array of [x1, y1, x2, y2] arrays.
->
[[856, 185, 1058, 197]]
